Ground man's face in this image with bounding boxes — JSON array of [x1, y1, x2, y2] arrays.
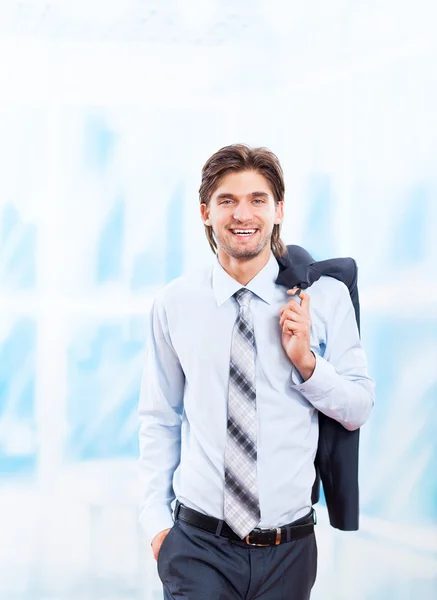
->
[[200, 170, 284, 261]]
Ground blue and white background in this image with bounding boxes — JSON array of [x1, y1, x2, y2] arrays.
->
[[0, 1, 436, 599]]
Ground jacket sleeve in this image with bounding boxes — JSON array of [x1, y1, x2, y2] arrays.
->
[[138, 297, 184, 545], [290, 281, 375, 431]]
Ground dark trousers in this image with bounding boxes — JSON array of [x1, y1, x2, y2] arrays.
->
[[157, 513, 317, 599]]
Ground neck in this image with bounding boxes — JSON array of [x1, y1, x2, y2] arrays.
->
[[217, 246, 271, 286]]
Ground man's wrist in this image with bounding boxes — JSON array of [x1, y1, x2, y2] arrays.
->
[[295, 351, 316, 382], [139, 504, 175, 548]]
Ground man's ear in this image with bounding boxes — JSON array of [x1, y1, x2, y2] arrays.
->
[[274, 201, 284, 224], [200, 203, 211, 226]]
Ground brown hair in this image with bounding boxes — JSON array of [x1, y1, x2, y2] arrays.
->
[[199, 143, 287, 258]]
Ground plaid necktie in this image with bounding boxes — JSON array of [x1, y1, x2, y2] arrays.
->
[[224, 288, 261, 539]]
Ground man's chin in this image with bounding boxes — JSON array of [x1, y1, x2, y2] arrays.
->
[[218, 239, 268, 261], [231, 247, 264, 260]]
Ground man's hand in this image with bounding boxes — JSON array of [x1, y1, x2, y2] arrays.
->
[[151, 527, 172, 561], [279, 287, 316, 381]]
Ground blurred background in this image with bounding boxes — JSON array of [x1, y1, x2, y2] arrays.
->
[[0, 1, 436, 599]]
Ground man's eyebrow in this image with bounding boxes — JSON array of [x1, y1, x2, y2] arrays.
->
[[215, 191, 270, 200]]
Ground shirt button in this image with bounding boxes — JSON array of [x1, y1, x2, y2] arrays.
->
[[300, 389, 305, 392]]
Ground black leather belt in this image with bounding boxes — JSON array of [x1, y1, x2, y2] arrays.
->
[[175, 502, 316, 546]]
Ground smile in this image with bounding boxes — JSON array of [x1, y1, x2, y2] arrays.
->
[[230, 229, 258, 238]]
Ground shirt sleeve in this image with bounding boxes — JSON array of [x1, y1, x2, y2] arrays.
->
[[138, 296, 184, 545], [290, 282, 375, 431]]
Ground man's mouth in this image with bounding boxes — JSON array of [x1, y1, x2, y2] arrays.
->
[[229, 228, 259, 238]]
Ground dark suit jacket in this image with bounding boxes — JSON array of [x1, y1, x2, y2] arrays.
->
[[275, 245, 361, 530]]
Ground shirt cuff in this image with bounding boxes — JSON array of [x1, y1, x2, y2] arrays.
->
[[139, 503, 175, 547], [290, 353, 336, 399]]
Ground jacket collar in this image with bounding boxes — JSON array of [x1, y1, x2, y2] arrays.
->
[[275, 246, 322, 290]]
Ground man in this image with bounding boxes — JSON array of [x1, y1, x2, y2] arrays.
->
[[138, 144, 375, 599]]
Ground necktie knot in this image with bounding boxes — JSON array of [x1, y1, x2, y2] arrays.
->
[[234, 288, 252, 309]]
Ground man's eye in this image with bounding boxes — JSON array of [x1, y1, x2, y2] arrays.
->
[[253, 198, 265, 204], [220, 200, 233, 205]]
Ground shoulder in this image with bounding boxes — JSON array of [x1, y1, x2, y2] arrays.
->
[[308, 275, 352, 319], [154, 263, 213, 309], [311, 275, 350, 298]]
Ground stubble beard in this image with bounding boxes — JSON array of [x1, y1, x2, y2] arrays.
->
[[215, 229, 272, 261]]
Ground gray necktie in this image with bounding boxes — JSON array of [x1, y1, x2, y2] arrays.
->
[[224, 288, 261, 539]]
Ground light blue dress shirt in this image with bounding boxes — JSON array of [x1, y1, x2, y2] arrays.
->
[[138, 252, 375, 544]]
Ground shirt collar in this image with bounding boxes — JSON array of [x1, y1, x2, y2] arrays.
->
[[212, 252, 279, 307]]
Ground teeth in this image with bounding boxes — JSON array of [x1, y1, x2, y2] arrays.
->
[[233, 230, 256, 235]]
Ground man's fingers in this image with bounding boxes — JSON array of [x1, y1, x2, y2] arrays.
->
[[281, 319, 303, 335], [287, 287, 303, 297], [300, 290, 310, 314], [281, 301, 305, 317], [280, 299, 308, 318], [279, 310, 307, 328], [286, 287, 310, 314], [152, 528, 171, 561]]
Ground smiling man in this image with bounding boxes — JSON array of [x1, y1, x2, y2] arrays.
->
[[138, 144, 375, 599], [200, 170, 283, 285]]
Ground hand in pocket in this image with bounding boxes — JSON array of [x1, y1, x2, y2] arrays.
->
[[151, 528, 172, 561]]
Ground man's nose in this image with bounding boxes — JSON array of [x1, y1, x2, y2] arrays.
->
[[233, 202, 254, 221]]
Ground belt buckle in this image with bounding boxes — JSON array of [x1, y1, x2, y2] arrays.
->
[[245, 527, 281, 546]]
